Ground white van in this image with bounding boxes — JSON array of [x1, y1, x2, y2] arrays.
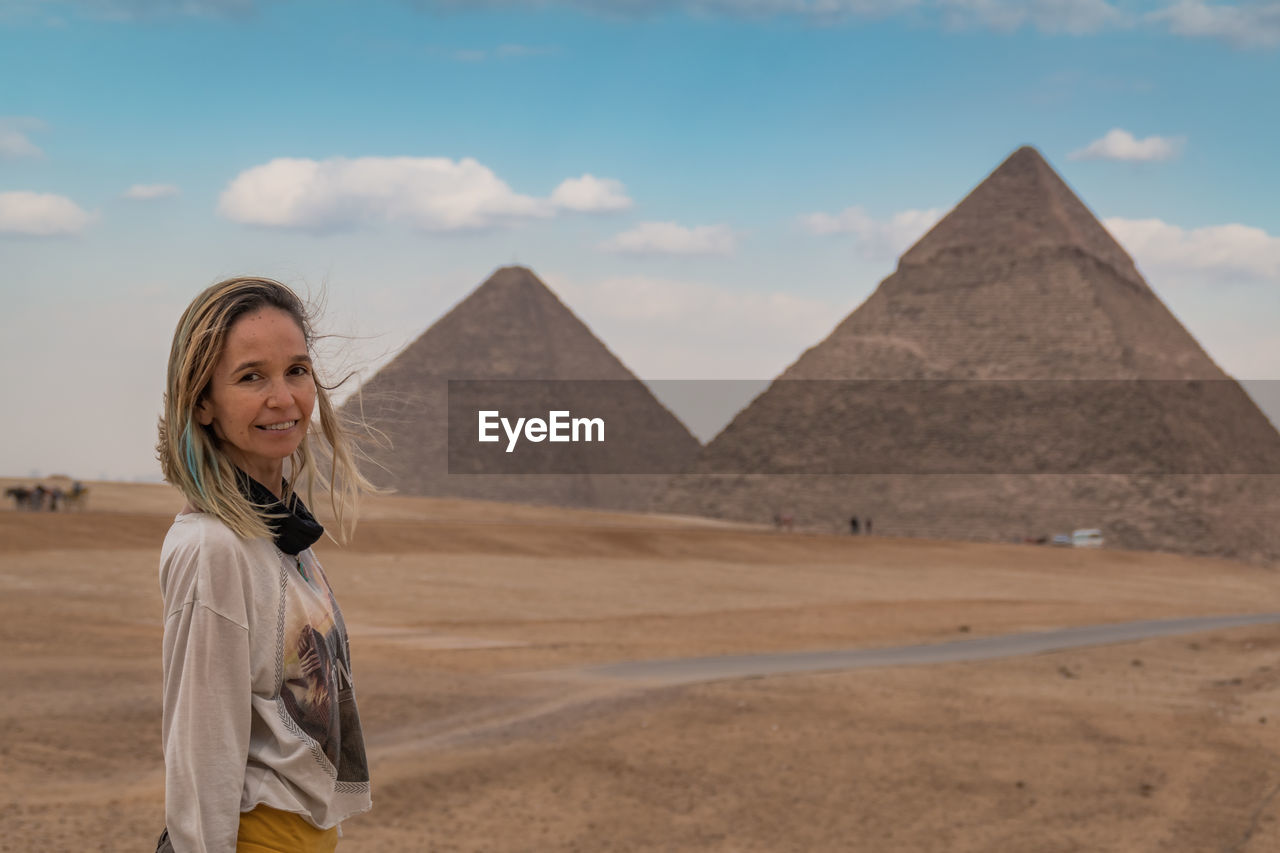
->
[[1072, 529, 1104, 548]]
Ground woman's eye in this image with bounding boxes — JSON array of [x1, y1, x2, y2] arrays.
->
[[289, 365, 311, 376], [238, 372, 262, 382]]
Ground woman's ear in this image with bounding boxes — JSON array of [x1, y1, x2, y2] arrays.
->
[[196, 399, 214, 427]]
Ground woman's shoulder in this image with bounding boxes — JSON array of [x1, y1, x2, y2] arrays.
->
[[164, 510, 245, 554], [160, 511, 277, 620], [161, 511, 276, 580]]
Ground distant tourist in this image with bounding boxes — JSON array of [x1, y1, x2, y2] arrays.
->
[[865, 517, 872, 535], [154, 278, 377, 852], [850, 515, 860, 535]]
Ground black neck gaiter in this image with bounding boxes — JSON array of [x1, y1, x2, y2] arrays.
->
[[236, 470, 325, 556]]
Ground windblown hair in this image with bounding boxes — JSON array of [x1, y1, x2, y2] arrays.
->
[[157, 277, 375, 542]]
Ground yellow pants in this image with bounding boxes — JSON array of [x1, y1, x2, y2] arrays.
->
[[237, 805, 338, 853]]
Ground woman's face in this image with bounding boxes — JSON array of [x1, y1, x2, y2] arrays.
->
[[197, 307, 316, 492]]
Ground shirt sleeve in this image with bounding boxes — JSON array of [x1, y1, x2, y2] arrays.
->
[[159, 526, 254, 853]]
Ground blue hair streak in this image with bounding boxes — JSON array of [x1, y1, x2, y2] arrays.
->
[[182, 421, 207, 499]]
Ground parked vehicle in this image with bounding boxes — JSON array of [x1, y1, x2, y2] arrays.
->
[[1072, 528, 1104, 548]]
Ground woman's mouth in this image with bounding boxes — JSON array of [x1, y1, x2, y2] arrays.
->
[[257, 420, 297, 431]]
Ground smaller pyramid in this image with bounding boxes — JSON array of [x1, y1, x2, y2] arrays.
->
[[346, 266, 700, 511]]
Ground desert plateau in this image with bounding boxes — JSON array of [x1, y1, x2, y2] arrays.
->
[[3, 478, 1280, 851]]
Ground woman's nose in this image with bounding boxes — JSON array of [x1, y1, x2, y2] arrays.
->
[[265, 377, 291, 407]]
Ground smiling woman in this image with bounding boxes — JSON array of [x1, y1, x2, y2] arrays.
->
[[153, 278, 378, 853], [195, 307, 318, 492]]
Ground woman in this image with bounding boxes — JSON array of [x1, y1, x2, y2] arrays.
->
[[155, 278, 374, 852]]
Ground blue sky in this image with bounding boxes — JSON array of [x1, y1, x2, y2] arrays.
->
[[2, 0, 1279, 480]]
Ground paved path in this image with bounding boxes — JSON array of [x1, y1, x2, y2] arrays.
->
[[580, 612, 1280, 687]]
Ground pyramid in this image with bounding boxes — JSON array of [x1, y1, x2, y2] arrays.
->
[[658, 147, 1280, 561], [346, 266, 700, 511]]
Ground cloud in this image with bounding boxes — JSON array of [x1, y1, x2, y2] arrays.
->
[[601, 221, 736, 256], [1148, 0, 1280, 49], [550, 174, 633, 212], [0, 117, 45, 159], [218, 156, 567, 231], [0, 191, 94, 236], [1105, 217, 1280, 283], [1069, 128, 1184, 161], [802, 205, 943, 260], [938, 0, 1126, 33], [122, 183, 180, 200]]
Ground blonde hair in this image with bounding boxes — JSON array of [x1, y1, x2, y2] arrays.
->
[[157, 277, 375, 542]]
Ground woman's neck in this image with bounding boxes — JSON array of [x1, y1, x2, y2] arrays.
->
[[229, 458, 285, 499]]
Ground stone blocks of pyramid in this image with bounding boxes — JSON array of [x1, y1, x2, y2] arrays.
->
[[656, 147, 1280, 561], [345, 266, 700, 511]]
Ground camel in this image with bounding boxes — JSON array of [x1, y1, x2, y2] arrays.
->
[[5, 486, 32, 510], [63, 482, 89, 511]]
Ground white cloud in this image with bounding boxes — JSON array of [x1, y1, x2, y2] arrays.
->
[[122, 183, 180, 200], [550, 174, 634, 212], [0, 191, 94, 236], [1105, 217, 1280, 283], [218, 156, 557, 231], [939, 0, 1126, 33], [600, 221, 736, 256], [0, 117, 45, 159], [1148, 0, 1280, 49], [802, 205, 943, 260], [1068, 128, 1184, 162]]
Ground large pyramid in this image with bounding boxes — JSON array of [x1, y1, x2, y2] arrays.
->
[[658, 147, 1280, 561], [346, 266, 700, 511]]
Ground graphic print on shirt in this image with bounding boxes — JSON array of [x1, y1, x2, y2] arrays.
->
[[278, 553, 369, 786]]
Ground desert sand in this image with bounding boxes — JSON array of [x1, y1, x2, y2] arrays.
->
[[3, 478, 1280, 851]]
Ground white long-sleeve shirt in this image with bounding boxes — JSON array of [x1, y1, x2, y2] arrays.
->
[[159, 512, 371, 853]]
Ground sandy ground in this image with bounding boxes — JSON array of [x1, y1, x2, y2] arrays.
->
[[3, 478, 1280, 851]]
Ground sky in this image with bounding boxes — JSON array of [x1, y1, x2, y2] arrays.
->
[[2, 0, 1279, 481]]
